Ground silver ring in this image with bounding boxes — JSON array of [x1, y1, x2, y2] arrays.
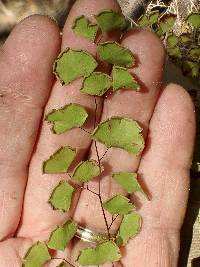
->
[[75, 225, 113, 244]]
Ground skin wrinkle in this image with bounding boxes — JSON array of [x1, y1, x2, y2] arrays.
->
[[0, 81, 53, 109], [153, 163, 166, 228], [0, 109, 41, 165], [166, 235, 176, 267], [132, 230, 174, 267], [0, 182, 24, 241], [136, 170, 188, 231], [0, 85, 36, 107], [0, 191, 18, 221], [0, 192, 6, 236], [0, 238, 32, 267]]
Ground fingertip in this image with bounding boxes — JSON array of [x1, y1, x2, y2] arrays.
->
[[151, 82, 196, 167], [121, 29, 166, 88], [0, 14, 61, 107], [162, 83, 196, 146], [3, 14, 61, 55], [163, 83, 195, 113], [161, 83, 195, 124], [1, 14, 61, 88], [122, 28, 166, 64]]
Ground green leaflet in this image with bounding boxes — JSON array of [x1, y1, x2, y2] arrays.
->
[[95, 9, 126, 32], [22, 242, 51, 267], [112, 172, 147, 198], [186, 13, 200, 28], [98, 42, 135, 67], [167, 47, 182, 59], [138, 11, 159, 28], [112, 66, 139, 91], [48, 181, 74, 212], [72, 15, 98, 42], [81, 72, 112, 96], [116, 212, 142, 246], [46, 103, 88, 134], [189, 48, 200, 60], [57, 262, 70, 267], [179, 34, 191, 44], [159, 15, 176, 33], [166, 34, 179, 47], [148, 11, 159, 25], [103, 195, 135, 215], [92, 117, 144, 155], [43, 146, 76, 174], [72, 160, 101, 182], [183, 61, 199, 77], [194, 162, 200, 172], [53, 48, 97, 85], [48, 220, 77, 251], [138, 15, 149, 27], [77, 241, 121, 265], [155, 26, 163, 37]]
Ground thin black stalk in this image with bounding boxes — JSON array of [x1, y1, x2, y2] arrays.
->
[[93, 96, 110, 238], [95, 140, 110, 238], [52, 257, 76, 267], [73, 183, 99, 197], [94, 96, 98, 128], [79, 127, 91, 135], [99, 148, 109, 161], [86, 184, 99, 196], [108, 215, 119, 231]]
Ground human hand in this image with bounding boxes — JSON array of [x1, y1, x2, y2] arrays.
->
[[0, 0, 195, 266]]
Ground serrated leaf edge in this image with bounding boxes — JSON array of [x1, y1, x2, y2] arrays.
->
[[43, 146, 76, 174], [95, 9, 126, 32], [72, 15, 98, 42], [47, 220, 77, 251], [80, 71, 112, 96], [112, 66, 140, 91], [53, 48, 98, 85], [76, 240, 122, 264], [103, 194, 136, 214], [72, 159, 101, 182], [91, 116, 144, 156], [98, 41, 135, 68], [22, 241, 51, 267], [48, 180, 75, 212], [45, 103, 88, 134], [116, 212, 142, 246]]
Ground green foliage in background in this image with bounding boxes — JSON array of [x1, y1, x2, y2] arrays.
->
[[137, 11, 200, 78]]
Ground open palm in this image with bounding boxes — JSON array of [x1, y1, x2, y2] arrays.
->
[[0, 0, 195, 266]]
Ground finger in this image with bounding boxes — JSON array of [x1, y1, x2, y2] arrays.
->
[[121, 84, 195, 267], [0, 238, 32, 267], [18, 0, 121, 239], [0, 15, 60, 240], [71, 30, 165, 266], [73, 29, 165, 232]]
